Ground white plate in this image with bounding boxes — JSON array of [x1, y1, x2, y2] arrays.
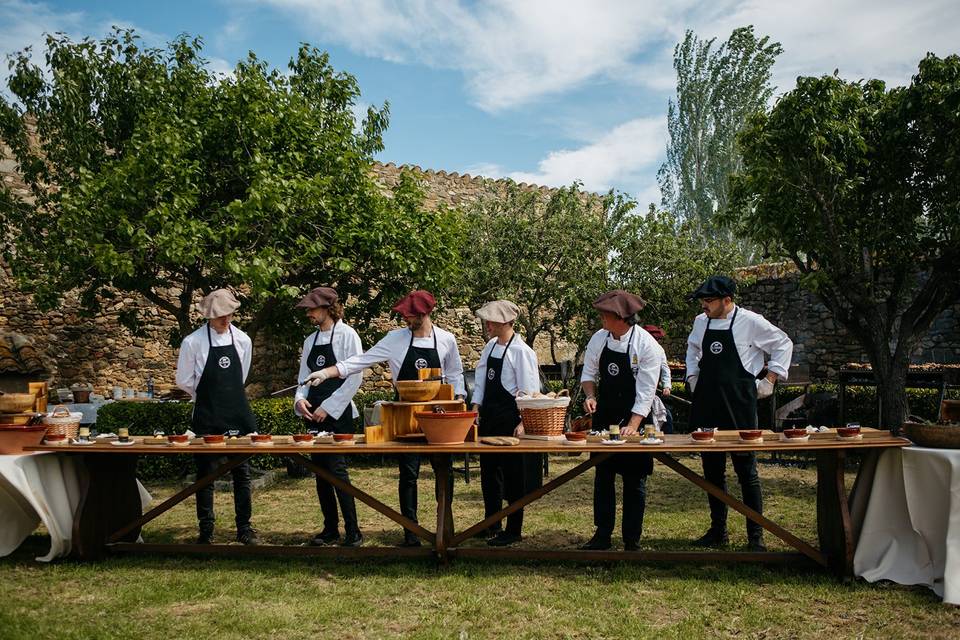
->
[[562, 439, 586, 446], [110, 440, 136, 446], [640, 438, 664, 445], [70, 439, 95, 446], [251, 441, 274, 446], [600, 439, 625, 446], [738, 437, 764, 444], [294, 440, 315, 446], [689, 437, 715, 444], [780, 434, 810, 443], [837, 434, 863, 441]]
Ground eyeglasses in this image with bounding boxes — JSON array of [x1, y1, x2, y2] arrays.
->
[[701, 297, 719, 303]]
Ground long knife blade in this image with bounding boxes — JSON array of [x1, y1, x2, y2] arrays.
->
[[270, 383, 302, 396]]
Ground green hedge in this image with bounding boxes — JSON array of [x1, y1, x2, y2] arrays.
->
[[96, 390, 395, 480]]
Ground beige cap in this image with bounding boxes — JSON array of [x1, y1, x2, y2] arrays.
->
[[476, 300, 520, 324], [199, 289, 241, 319]]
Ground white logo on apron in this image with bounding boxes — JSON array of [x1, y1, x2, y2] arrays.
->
[[415, 358, 428, 369], [487, 368, 496, 380], [218, 356, 231, 369], [710, 341, 723, 354], [607, 362, 620, 376], [315, 354, 326, 368]]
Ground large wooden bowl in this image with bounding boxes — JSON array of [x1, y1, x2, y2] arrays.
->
[[414, 411, 476, 445], [396, 380, 440, 402], [0, 393, 36, 414], [0, 425, 47, 454]]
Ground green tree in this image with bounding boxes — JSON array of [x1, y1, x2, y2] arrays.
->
[[0, 30, 462, 349], [725, 54, 960, 429], [456, 182, 630, 372], [657, 25, 782, 255], [610, 205, 745, 343]]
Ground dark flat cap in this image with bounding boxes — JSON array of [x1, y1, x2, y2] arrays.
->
[[592, 290, 646, 319], [392, 290, 436, 316], [296, 286, 339, 309], [690, 275, 737, 299], [643, 324, 665, 341]]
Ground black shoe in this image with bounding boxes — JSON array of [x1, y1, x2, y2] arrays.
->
[[400, 532, 423, 547], [473, 527, 501, 539], [341, 530, 363, 547], [486, 532, 521, 547], [747, 538, 767, 552], [237, 529, 259, 545], [624, 539, 640, 552], [692, 529, 729, 548], [196, 531, 214, 545], [310, 529, 341, 546], [579, 532, 612, 551]]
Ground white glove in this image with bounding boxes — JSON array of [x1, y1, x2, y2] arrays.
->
[[304, 370, 329, 387], [687, 375, 698, 393], [756, 377, 775, 399]]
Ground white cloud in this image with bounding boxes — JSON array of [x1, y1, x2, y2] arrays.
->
[[262, 0, 960, 112]]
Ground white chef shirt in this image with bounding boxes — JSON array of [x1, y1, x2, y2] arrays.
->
[[293, 320, 363, 420], [471, 336, 540, 406], [653, 340, 671, 389], [579, 326, 662, 417], [175, 323, 253, 399], [335, 326, 466, 397], [685, 305, 793, 381]]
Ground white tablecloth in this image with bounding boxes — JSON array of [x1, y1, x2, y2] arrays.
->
[[0, 452, 150, 562], [854, 447, 960, 604]]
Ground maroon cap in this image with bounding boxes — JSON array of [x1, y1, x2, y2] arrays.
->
[[643, 324, 665, 341], [392, 290, 436, 316], [295, 287, 339, 309], [592, 289, 646, 320]]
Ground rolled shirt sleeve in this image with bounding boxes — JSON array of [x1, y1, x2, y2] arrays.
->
[[685, 315, 706, 382], [293, 333, 314, 416], [336, 330, 403, 379], [748, 312, 794, 380], [511, 342, 541, 395], [320, 324, 363, 420], [631, 333, 661, 417], [175, 333, 199, 399], [439, 329, 467, 397], [579, 331, 606, 384]]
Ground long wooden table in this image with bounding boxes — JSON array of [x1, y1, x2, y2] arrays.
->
[[25, 430, 909, 576]]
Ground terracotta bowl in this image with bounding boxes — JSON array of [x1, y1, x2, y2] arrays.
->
[[837, 426, 861, 438], [564, 431, 587, 441], [250, 434, 272, 443], [691, 430, 715, 441], [202, 434, 225, 445], [293, 433, 314, 443], [395, 380, 441, 402], [414, 411, 477, 445], [168, 434, 190, 444], [44, 433, 68, 444], [333, 433, 354, 442], [783, 428, 808, 439], [739, 430, 763, 440], [0, 425, 47, 454]]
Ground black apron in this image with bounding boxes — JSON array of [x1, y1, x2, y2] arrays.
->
[[304, 323, 352, 434], [191, 325, 257, 435], [396, 330, 442, 384], [689, 308, 758, 429], [478, 335, 521, 437], [593, 328, 652, 476]]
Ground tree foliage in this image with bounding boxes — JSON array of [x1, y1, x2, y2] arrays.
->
[[0, 29, 462, 349], [610, 206, 745, 341], [455, 183, 630, 365], [657, 26, 781, 255], [725, 54, 960, 428]]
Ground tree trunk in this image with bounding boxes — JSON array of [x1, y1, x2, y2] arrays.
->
[[869, 352, 910, 433]]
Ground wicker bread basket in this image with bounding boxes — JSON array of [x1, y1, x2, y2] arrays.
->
[[516, 390, 570, 436], [42, 405, 82, 439], [902, 421, 960, 449]]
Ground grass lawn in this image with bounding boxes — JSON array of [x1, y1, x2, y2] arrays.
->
[[3, 453, 958, 639]]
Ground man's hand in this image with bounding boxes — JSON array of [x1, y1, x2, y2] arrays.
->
[[296, 399, 314, 420], [304, 370, 329, 387], [757, 374, 777, 399], [311, 406, 329, 422], [513, 422, 525, 437], [687, 375, 698, 393], [662, 386, 671, 397], [584, 397, 597, 414]]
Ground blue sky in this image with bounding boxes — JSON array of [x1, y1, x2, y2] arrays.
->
[[2, 0, 959, 206]]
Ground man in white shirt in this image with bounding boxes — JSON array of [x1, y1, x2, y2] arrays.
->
[[579, 290, 662, 551], [470, 300, 541, 547], [643, 324, 673, 433], [305, 290, 466, 546], [685, 275, 794, 551], [294, 287, 364, 547], [175, 289, 258, 546]]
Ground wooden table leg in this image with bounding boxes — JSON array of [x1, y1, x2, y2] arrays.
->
[[433, 453, 454, 564], [73, 453, 141, 560], [817, 449, 855, 579]]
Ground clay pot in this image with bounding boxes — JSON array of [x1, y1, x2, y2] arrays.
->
[[414, 411, 476, 445]]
